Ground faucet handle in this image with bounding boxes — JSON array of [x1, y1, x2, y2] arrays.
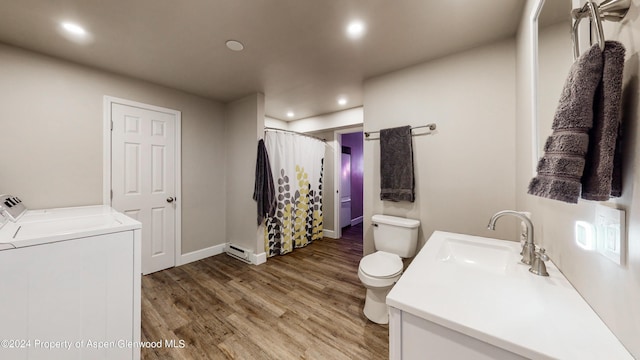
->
[[536, 248, 549, 262], [529, 247, 549, 277]]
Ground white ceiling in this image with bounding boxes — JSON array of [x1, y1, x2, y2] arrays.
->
[[0, 0, 527, 120]]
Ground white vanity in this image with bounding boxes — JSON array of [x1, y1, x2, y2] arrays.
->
[[387, 231, 633, 359]]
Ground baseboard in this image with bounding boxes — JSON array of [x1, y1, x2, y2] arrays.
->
[[180, 244, 265, 266], [252, 252, 267, 265], [351, 216, 363, 226], [178, 243, 225, 266], [323, 229, 339, 239]]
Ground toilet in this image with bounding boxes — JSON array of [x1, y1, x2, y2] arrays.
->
[[358, 214, 420, 324]]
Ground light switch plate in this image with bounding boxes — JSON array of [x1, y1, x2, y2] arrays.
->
[[595, 204, 625, 265]]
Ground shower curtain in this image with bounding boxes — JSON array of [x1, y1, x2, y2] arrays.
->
[[263, 131, 325, 257]]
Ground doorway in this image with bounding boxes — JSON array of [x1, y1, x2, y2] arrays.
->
[[340, 146, 352, 229], [337, 131, 364, 240], [103, 96, 182, 275]]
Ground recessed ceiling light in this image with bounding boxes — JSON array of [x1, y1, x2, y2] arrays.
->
[[61, 22, 87, 36], [346, 20, 366, 39], [226, 40, 244, 51], [287, 111, 295, 118], [338, 97, 347, 106], [58, 21, 93, 44]]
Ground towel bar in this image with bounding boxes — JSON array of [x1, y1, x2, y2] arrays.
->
[[364, 123, 436, 139]]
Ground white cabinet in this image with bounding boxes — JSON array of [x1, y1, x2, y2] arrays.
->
[[389, 308, 526, 360], [0, 230, 141, 360]]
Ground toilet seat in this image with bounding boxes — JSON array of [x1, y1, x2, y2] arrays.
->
[[359, 251, 403, 279]]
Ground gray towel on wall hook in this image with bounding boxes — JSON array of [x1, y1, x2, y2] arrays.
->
[[253, 139, 276, 225], [581, 41, 626, 201], [380, 125, 415, 202], [528, 44, 603, 203]]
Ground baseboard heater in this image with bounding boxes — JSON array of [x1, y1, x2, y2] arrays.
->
[[224, 243, 253, 264]]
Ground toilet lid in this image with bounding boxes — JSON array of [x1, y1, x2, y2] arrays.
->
[[360, 251, 403, 278]]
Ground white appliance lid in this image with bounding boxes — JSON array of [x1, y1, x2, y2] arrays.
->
[[0, 206, 141, 250], [360, 251, 403, 278]]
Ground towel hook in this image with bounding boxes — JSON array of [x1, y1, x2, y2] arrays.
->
[[571, 1, 604, 60], [571, 0, 631, 60]]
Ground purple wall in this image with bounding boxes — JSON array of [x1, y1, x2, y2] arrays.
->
[[342, 132, 363, 220]]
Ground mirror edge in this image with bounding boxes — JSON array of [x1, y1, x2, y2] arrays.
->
[[530, 0, 545, 176]]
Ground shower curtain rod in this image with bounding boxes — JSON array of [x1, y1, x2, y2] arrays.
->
[[264, 127, 327, 142], [364, 123, 437, 139]]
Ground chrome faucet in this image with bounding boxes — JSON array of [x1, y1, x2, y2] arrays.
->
[[487, 210, 536, 266]]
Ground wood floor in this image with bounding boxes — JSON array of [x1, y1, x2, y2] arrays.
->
[[141, 224, 389, 359]]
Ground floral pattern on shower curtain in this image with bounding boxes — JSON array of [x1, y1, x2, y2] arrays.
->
[[263, 131, 324, 257]]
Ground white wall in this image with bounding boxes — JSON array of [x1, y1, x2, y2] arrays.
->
[[0, 43, 227, 254], [225, 93, 266, 258], [288, 107, 363, 133], [363, 39, 518, 255], [517, 0, 640, 356], [265, 116, 288, 130]]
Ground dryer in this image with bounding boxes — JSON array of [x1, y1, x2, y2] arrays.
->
[[0, 195, 142, 360]]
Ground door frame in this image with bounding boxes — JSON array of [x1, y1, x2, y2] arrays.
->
[[333, 126, 362, 239], [102, 96, 182, 268]]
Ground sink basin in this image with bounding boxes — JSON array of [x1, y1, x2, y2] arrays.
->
[[386, 231, 634, 360], [436, 237, 514, 274]]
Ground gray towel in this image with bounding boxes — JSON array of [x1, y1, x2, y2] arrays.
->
[[253, 139, 276, 225], [380, 126, 414, 202], [528, 44, 603, 203], [610, 121, 624, 197], [582, 41, 625, 200]]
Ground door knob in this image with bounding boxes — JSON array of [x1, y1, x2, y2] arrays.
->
[[166, 197, 175, 203]]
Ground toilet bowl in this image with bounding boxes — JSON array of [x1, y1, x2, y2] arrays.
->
[[359, 214, 420, 324], [358, 250, 403, 324]]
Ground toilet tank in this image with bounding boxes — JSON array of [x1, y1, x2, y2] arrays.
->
[[372, 214, 420, 258]]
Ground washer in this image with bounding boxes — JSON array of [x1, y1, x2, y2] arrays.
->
[[0, 195, 142, 360]]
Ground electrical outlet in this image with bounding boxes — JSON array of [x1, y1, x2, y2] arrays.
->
[[595, 204, 625, 265]]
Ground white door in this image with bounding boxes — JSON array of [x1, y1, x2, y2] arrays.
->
[[111, 103, 177, 275]]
